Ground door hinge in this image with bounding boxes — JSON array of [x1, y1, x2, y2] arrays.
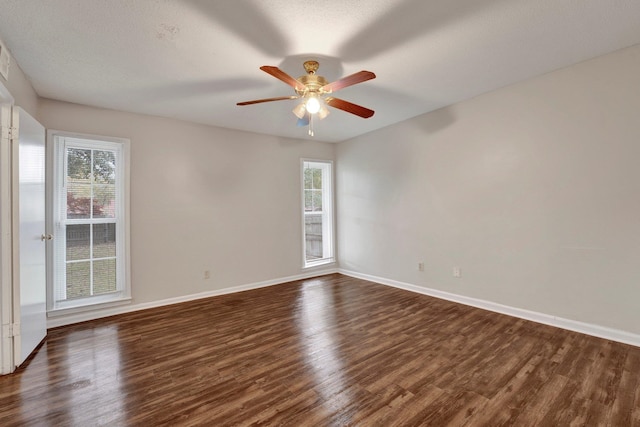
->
[[8, 323, 20, 338], [1, 323, 19, 338], [1, 125, 18, 140]]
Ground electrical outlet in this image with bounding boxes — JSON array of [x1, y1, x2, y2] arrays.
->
[[453, 267, 461, 278], [418, 262, 425, 272], [204, 270, 211, 279]]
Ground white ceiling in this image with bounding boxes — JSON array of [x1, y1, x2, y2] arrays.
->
[[1, 0, 639, 142]]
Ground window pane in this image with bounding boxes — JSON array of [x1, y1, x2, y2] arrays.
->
[[305, 189, 324, 211], [67, 148, 91, 180], [93, 223, 116, 258], [66, 261, 90, 299], [304, 190, 312, 211], [93, 150, 116, 184], [312, 168, 322, 189], [312, 190, 322, 211], [93, 184, 116, 218], [305, 214, 323, 261], [93, 259, 116, 294], [67, 182, 91, 219], [66, 224, 90, 261], [304, 167, 312, 189]]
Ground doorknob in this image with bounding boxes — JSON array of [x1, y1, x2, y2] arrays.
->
[[41, 234, 53, 241]]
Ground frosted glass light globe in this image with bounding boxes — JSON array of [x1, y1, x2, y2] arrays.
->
[[306, 97, 320, 114]]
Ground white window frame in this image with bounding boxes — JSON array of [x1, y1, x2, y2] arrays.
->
[[301, 159, 335, 268], [47, 130, 131, 315]]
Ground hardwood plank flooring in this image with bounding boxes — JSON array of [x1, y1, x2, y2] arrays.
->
[[1, 273, 639, 426]]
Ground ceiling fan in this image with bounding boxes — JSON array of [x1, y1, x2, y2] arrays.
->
[[237, 60, 376, 136]]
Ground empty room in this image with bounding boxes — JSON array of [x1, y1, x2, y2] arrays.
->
[[1, 1, 639, 425]]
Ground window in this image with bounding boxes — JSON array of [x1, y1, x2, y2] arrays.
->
[[302, 160, 334, 267], [49, 133, 130, 312]]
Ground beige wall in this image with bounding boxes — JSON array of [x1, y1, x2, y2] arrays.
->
[[6, 37, 640, 337], [337, 45, 640, 335], [39, 99, 335, 304]]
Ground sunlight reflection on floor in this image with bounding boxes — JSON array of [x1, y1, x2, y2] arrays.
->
[[298, 281, 347, 405], [41, 325, 125, 425]]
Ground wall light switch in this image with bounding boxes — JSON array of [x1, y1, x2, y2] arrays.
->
[[453, 267, 462, 278]]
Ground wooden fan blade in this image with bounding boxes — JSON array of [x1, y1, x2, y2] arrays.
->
[[237, 96, 298, 106], [321, 71, 376, 93], [325, 97, 375, 118], [260, 66, 304, 90]]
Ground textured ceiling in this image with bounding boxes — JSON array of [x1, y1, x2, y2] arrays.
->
[[0, 0, 639, 142]]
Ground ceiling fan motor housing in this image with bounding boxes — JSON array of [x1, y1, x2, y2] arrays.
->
[[295, 74, 329, 96]]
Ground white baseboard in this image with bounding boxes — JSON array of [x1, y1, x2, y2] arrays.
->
[[339, 269, 640, 348], [47, 267, 338, 329], [48, 267, 640, 349]]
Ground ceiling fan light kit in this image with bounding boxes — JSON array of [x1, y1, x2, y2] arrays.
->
[[305, 95, 321, 114], [237, 60, 376, 137], [292, 102, 307, 119]]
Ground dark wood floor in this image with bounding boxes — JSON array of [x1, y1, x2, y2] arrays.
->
[[1, 273, 639, 426]]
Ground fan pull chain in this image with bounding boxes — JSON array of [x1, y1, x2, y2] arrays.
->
[[308, 114, 314, 136]]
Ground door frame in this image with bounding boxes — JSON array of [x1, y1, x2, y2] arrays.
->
[[0, 82, 15, 374], [10, 106, 22, 367]]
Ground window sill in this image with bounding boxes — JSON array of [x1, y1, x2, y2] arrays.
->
[[303, 258, 336, 269], [47, 296, 132, 318]]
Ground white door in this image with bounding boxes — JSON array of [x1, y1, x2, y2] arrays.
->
[[12, 106, 47, 367]]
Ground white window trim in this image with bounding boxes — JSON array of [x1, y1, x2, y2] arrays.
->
[[46, 130, 131, 316], [301, 158, 335, 268]]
